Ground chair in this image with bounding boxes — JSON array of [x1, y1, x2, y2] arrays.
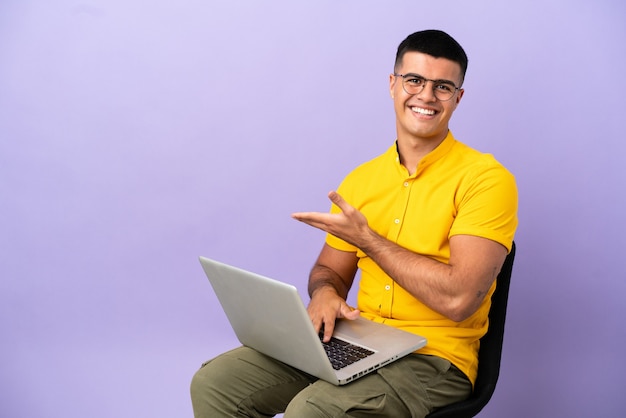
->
[[426, 242, 516, 418]]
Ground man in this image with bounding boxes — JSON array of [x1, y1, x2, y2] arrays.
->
[[191, 29, 518, 417]]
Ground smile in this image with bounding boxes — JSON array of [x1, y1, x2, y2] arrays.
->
[[410, 106, 436, 116]]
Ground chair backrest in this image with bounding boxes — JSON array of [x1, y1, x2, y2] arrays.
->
[[426, 242, 516, 418]]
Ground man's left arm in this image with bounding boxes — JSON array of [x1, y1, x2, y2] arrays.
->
[[292, 191, 507, 322]]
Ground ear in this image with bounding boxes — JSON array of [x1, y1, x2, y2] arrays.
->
[[389, 74, 397, 99], [455, 88, 465, 105]]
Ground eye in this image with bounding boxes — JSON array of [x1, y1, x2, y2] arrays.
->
[[406, 76, 425, 86], [435, 83, 455, 93]]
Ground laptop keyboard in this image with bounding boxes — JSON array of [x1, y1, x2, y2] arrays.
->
[[319, 333, 375, 370]]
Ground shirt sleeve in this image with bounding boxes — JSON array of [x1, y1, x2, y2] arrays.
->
[[449, 162, 518, 252]]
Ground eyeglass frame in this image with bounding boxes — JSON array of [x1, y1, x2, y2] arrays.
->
[[393, 73, 462, 101]]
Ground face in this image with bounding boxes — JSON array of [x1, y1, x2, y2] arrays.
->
[[390, 51, 464, 145]]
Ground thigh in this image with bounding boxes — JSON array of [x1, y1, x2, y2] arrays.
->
[[191, 347, 315, 418], [284, 370, 410, 418], [283, 354, 471, 418], [378, 354, 472, 417]]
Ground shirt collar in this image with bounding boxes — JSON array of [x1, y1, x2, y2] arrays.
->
[[389, 131, 457, 177]]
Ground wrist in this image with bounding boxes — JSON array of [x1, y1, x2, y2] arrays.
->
[[310, 282, 340, 299], [358, 228, 385, 256]]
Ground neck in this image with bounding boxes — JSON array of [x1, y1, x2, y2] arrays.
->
[[397, 133, 447, 175]]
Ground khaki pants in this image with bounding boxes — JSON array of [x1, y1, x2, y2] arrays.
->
[[190, 346, 471, 418]]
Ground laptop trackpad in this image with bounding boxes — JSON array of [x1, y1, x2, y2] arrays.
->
[[334, 317, 377, 340]]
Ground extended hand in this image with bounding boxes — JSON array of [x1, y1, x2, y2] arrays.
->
[[292, 191, 371, 248]]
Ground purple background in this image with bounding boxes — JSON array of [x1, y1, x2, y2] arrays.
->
[[1, 1, 625, 417]]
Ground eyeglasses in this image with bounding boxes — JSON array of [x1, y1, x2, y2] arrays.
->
[[393, 73, 461, 101]]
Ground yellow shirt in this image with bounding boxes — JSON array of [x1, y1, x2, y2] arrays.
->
[[325, 132, 518, 385]]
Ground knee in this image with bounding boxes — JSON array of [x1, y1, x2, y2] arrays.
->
[[284, 385, 341, 418], [190, 353, 241, 399], [283, 394, 318, 417], [190, 362, 210, 400], [190, 361, 215, 408], [190, 356, 242, 417]]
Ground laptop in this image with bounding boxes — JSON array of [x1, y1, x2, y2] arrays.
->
[[199, 256, 427, 385]]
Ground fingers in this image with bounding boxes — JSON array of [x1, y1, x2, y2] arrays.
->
[[309, 299, 360, 342], [310, 304, 338, 343], [341, 305, 361, 320], [291, 191, 346, 219], [327, 190, 344, 206], [290, 211, 329, 229], [318, 303, 360, 343], [308, 308, 336, 343], [328, 191, 352, 214], [291, 192, 350, 233], [321, 317, 335, 343]]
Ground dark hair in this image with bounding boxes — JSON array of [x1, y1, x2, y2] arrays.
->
[[395, 30, 468, 82]]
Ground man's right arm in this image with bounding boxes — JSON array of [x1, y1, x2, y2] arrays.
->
[[307, 243, 360, 342]]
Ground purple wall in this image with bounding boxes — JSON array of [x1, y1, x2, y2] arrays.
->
[[1, 1, 624, 417]]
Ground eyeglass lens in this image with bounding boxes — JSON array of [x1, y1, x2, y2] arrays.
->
[[400, 75, 457, 101]]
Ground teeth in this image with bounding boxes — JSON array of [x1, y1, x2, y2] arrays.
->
[[411, 107, 435, 115]]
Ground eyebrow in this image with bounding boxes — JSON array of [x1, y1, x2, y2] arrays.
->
[[403, 73, 457, 86]]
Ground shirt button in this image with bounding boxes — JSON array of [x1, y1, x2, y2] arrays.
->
[[403, 182, 409, 187], [394, 219, 400, 224], [385, 285, 391, 290]]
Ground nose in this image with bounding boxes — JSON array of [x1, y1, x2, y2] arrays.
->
[[415, 80, 437, 102]]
